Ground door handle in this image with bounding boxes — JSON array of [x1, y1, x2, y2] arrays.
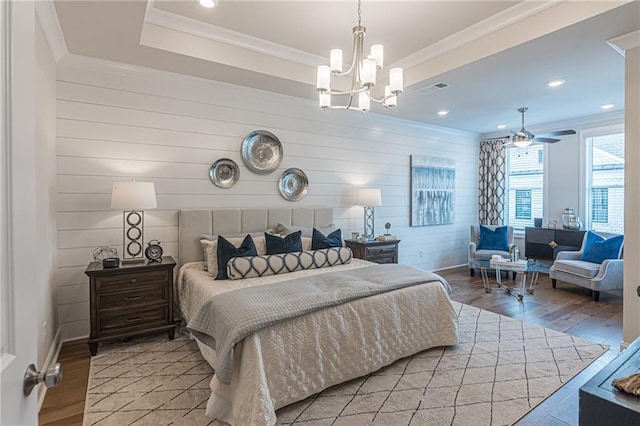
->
[[23, 363, 63, 396]]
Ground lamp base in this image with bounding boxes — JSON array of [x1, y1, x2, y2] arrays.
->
[[121, 257, 145, 264]]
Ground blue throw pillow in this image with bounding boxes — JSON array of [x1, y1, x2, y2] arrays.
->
[[265, 230, 302, 255], [312, 228, 342, 250], [581, 232, 623, 264], [216, 234, 257, 280], [477, 225, 509, 251]]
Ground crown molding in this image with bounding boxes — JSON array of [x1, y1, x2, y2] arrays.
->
[[35, 0, 68, 63], [391, 1, 561, 70], [607, 30, 640, 57], [143, 0, 324, 68]]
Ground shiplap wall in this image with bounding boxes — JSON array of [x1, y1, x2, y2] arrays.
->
[[56, 54, 480, 340]]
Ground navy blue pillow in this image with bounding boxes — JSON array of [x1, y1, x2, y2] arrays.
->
[[216, 234, 257, 280], [265, 230, 302, 255], [581, 231, 623, 264], [477, 225, 509, 251], [312, 228, 342, 250]]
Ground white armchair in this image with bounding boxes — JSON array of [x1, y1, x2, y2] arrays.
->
[[468, 225, 514, 276], [549, 232, 623, 302]]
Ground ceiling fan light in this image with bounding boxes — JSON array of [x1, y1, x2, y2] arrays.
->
[[513, 140, 532, 148], [196, 0, 218, 8], [547, 79, 565, 87]]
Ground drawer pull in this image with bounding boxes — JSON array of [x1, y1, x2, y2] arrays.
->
[[130, 278, 137, 284], [123, 316, 143, 324], [124, 295, 143, 301]]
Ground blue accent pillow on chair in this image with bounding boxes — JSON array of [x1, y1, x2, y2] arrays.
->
[[581, 231, 623, 264], [477, 225, 509, 251], [216, 234, 257, 280], [265, 230, 302, 255], [312, 228, 342, 250]]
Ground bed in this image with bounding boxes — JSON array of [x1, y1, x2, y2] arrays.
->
[[176, 208, 458, 425]]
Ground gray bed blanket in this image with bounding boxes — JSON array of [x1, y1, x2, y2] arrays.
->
[[187, 264, 452, 385]]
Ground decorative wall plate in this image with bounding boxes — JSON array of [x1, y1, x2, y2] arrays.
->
[[209, 158, 239, 188], [278, 168, 308, 201], [241, 130, 283, 175]]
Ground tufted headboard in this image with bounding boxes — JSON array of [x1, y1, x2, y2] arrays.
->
[[178, 208, 334, 265]]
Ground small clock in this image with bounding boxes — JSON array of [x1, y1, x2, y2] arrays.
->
[[145, 240, 163, 262]]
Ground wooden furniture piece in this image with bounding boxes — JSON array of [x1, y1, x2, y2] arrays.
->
[[525, 227, 586, 261], [85, 256, 177, 356], [580, 338, 640, 425], [345, 239, 400, 264]]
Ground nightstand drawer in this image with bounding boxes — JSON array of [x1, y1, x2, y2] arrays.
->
[[96, 270, 169, 292], [97, 306, 168, 337], [97, 284, 167, 311]]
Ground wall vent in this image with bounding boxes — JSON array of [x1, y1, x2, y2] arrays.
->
[[415, 82, 450, 95]]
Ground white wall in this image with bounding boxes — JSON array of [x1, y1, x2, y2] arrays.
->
[[55, 55, 480, 340], [35, 18, 58, 380]]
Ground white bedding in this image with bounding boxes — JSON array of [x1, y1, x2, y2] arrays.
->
[[176, 260, 458, 425]]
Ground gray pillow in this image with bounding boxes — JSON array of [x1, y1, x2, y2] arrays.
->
[[276, 223, 335, 238]]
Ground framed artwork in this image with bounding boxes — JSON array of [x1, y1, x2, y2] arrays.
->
[[411, 155, 455, 226]]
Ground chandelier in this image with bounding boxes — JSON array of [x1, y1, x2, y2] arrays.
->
[[315, 0, 403, 112]]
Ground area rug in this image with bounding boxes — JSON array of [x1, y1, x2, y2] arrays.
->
[[83, 302, 608, 426]]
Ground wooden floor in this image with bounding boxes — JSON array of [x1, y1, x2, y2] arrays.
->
[[39, 266, 623, 426]]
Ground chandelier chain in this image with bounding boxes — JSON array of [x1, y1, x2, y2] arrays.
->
[[357, 0, 361, 26]]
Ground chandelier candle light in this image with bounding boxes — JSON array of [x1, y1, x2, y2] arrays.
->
[[356, 188, 382, 240], [316, 0, 403, 112]]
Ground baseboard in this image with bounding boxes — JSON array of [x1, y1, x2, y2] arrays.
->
[[433, 263, 468, 273], [38, 327, 62, 411], [620, 340, 630, 351]]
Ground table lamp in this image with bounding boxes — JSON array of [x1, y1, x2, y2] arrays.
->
[[355, 188, 382, 240], [111, 181, 157, 263]]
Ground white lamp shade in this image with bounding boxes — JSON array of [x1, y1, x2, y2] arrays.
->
[[389, 68, 403, 94], [358, 92, 370, 112], [355, 188, 382, 206], [111, 181, 157, 210], [316, 65, 331, 91], [330, 49, 343, 73]]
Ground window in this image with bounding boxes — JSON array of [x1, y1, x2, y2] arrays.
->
[[507, 145, 544, 229], [591, 188, 608, 223], [515, 190, 532, 219], [585, 132, 624, 233]]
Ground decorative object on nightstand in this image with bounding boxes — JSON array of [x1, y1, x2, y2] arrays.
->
[[345, 238, 400, 264], [384, 222, 392, 235], [355, 188, 382, 240], [110, 180, 157, 263], [84, 256, 177, 356], [92, 246, 119, 268], [145, 240, 163, 262]]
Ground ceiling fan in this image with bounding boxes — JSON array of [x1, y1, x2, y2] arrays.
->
[[504, 107, 576, 147]]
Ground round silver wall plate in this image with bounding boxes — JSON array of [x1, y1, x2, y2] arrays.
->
[[278, 168, 308, 201], [209, 158, 240, 188], [241, 130, 283, 175]]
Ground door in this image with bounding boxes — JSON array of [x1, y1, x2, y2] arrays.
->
[[1, 1, 40, 424]]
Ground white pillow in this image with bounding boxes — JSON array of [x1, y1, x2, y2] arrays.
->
[[203, 235, 267, 277]]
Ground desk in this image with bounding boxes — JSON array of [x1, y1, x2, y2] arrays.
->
[[470, 258, 550, 301]]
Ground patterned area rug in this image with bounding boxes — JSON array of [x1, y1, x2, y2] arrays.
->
[[83, 302, 608, 425]]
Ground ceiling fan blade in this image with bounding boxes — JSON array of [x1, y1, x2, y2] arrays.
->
[[533, 137, 560, 143], [537, 129, 576, 137]]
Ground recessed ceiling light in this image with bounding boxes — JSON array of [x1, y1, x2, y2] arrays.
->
[[547, 79, 565, 87], [197, 0, 218, 8], [437, 110, 449, 116], [601, 103, 615, 110], [496, 124, 507, 129]]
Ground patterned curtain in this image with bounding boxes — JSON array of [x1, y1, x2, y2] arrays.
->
[[478, 138, 507, 225]]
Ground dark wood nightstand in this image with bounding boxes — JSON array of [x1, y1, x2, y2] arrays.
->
[[84, 256, 177, 356], [345, 239, 400, 264]]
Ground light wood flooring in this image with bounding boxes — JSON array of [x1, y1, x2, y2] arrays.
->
[[39, 266, 623, 426]]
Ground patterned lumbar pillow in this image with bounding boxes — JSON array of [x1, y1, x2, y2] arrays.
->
[[227, 247, 353, 280]]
